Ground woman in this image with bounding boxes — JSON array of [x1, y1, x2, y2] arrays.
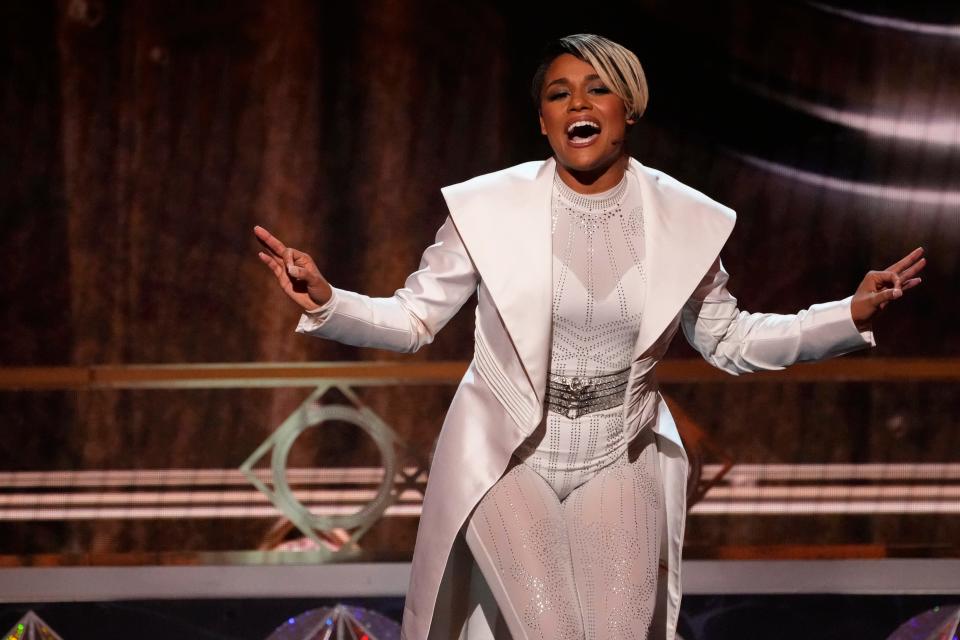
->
[[255, 34, 924, 640]]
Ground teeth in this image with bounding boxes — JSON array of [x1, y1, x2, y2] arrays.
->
[[567, 120, 600, 133]]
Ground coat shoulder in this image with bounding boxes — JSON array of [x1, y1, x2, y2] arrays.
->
[[440, 160, 548, 212], [633, 161, 737, 225]]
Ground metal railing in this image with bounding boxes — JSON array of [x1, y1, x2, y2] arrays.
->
[[1, 358, 957, 561], [1, 358, 957, 390]]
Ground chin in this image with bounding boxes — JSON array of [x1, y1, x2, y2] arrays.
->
[[557, 150, 624, 176]]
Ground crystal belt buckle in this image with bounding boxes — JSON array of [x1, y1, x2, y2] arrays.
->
[[565, 376, 594, 419]]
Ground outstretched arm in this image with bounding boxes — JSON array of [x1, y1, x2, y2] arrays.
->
[[681, 248, 925, 375], [255, 217, 479, 353]]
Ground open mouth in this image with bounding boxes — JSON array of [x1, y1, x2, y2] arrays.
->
[[566, 120, 601, 145]]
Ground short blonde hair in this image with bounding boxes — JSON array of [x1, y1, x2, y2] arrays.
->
[[531, 34, 649, 121]]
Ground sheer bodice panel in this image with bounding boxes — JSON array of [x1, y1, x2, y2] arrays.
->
[[519, 171, 648, 499], [549, 173, 646, 377]]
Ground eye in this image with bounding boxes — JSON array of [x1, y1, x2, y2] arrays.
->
[[589, 85, 611, 95], [546, 90, 569, 101]]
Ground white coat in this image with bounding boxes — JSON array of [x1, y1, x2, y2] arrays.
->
[[297, 157, 873, 639]]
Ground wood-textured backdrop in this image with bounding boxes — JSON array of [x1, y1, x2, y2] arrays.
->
[[1, 0, 957, 559]]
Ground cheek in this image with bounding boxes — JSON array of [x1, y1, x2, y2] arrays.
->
[[602, 99, 629, 127], [604, 109, 629, 138], [540, 106, 567, 138]]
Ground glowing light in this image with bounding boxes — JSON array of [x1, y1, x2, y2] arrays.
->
[[736, 153, 960, 207], [810, 2, 960, 37], [736, 78, 960, 148], [691, 500, 960, 514]]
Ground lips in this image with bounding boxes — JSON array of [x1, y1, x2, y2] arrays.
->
[[566, 118, 601, 147]]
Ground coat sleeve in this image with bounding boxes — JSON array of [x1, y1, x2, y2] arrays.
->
[[680, 258, 875, 375], [294, 216, 479, 353]]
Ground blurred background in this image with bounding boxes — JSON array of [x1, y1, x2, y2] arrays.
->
[[1, 0, 958, 637]]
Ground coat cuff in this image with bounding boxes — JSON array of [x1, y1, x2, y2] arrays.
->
[[295, 288, 340, 334], [804, 295, 876, 359]]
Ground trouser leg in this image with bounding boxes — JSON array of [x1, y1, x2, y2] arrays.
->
[[465, 461, 584, 640], [562, 429, 663, 640]]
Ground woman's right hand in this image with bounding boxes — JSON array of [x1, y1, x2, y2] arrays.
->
[[254, 225, 333, 311]]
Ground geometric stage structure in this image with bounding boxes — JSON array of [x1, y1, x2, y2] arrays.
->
[[241, 383, 409, 559], [3, 611, 64, 640], [886, 605, 960, 640], [265, 604, 400, 640]]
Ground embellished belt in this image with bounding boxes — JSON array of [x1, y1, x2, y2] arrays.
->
[[545, 367, 630, 419]]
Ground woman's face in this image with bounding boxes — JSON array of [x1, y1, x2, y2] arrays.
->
[[538, 53, 634, 181]]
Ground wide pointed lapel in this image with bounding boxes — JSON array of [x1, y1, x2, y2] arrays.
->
[[442, 159, 555, 404], [630, 158, 737, 361]]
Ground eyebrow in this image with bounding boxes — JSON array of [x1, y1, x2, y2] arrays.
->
[[545, 73, 602, 89]]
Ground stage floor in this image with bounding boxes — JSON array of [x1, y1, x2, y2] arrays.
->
[[3, 559, 959, 603]]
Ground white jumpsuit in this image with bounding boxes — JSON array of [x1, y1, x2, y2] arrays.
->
[[466, 172, 663, 640]]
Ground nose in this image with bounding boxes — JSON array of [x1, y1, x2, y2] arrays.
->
[[568, 87, 591, 111]]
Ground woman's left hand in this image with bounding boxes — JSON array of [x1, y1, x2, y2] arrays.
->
[[850, 247, 926, 331]]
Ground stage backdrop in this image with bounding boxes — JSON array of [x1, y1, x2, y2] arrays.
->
[[1, 0, 957, 561]]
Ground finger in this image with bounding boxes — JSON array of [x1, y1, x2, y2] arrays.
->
[[870, 270, 901, 291], [291, 250, 314, 267], [284, 248, 317, 278], [282, 247, 296, 272], [901, 277, 922, 291], [258, 250, 280, 269], [281, 250, 306, 280], [253, 225, 287, 257], [258, 252, 288, 282], [258, 245, 284, 268], [898, 257, 926, 281], [885, 247, 924, 273], [873, 287, 903, 306], [256, 235, 283, 260], [884, 246, 923, 273]]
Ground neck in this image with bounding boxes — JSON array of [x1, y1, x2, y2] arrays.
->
[[555, 153, 629, 194]]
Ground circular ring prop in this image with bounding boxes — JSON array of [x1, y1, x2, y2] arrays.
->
[[269, 404, 396, 532]]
